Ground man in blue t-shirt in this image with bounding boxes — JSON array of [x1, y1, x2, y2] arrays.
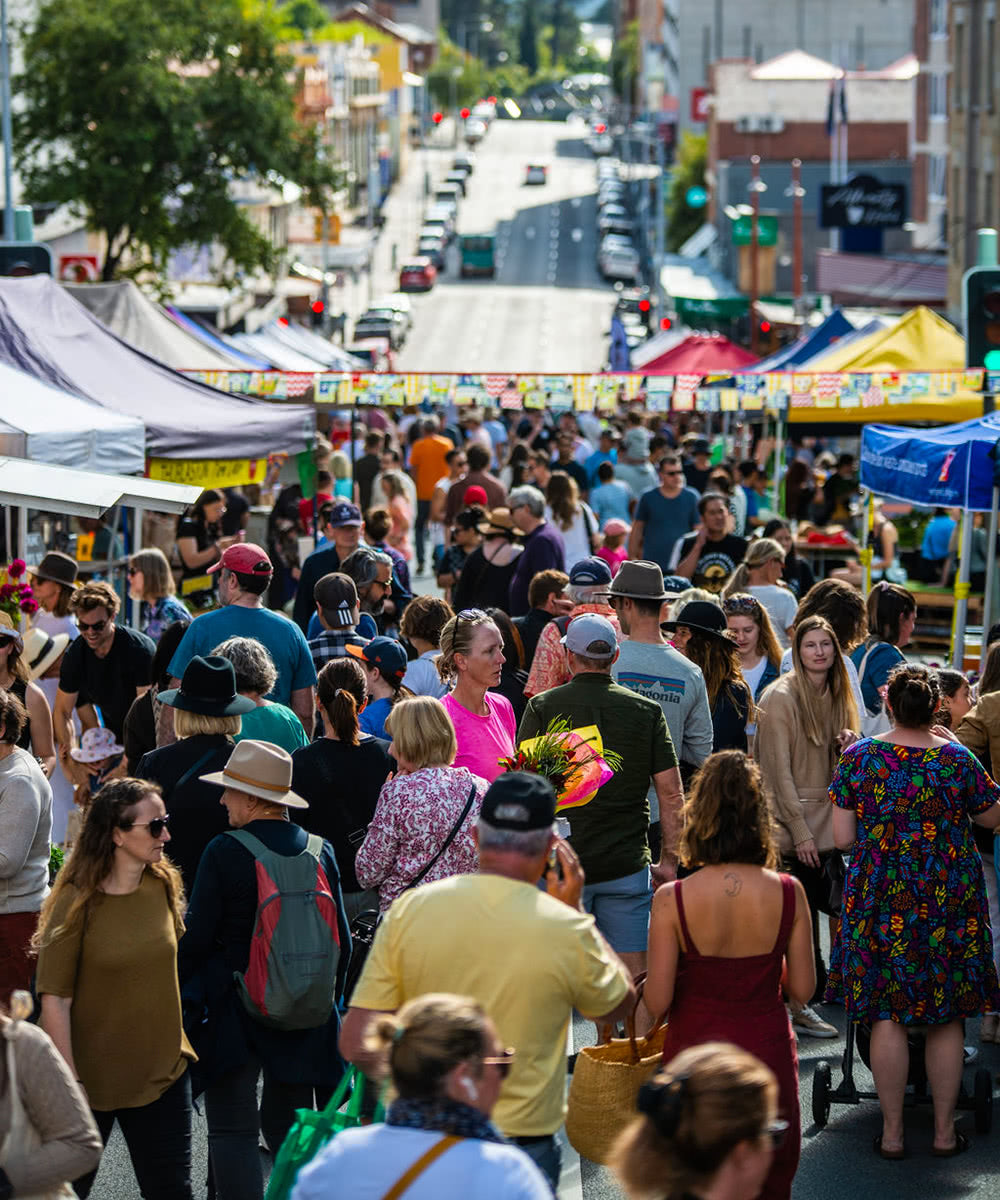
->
[[627, 452, 699, 574], [168, 543, 317, 735]]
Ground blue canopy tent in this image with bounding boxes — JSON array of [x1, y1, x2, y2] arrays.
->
[[861, 412, 1000, 666]]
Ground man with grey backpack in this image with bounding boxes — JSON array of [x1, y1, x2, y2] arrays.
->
[[179, 740, 351, 1200]]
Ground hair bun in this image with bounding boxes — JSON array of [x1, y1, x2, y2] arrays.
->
[[638, 1074, 690, 1135]]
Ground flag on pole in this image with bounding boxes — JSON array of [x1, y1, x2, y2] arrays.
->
[[826, 72, 847, 137]]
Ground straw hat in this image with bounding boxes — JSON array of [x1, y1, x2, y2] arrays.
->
[[478, 507, 517, 536], [23, 626, 70, 680], [200, 739, 308, 809]]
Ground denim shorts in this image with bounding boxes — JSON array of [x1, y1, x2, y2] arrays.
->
[[581, 865, 654, 954]]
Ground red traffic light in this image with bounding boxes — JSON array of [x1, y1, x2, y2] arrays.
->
[[595, 123, 607, 134], [487, 96, 497, 104], [638, 299, 651, 312], [311, 300, 324, 315], [760, 320, 772, 334], [432, 111, 443, 124], [460, 107, 470, 120], [660, 317, 672, 330]]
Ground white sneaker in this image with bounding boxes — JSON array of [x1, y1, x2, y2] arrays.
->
[[791, 1004, 839, 1039]]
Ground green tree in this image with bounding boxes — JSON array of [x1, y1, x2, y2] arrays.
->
[[14, 0, 340, 281], [518, 1, 539, 74], [665, 132, 708, 252], [278, 0, 329, 35], [611, 19, 639, 105]]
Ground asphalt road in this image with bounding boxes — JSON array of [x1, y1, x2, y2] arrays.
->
[[375, 117, 619, 374]]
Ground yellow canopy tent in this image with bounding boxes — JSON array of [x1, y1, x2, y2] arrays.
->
[[788, 306, 983, 424]]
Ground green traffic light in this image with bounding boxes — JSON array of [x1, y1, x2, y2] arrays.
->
[[985, 348, 1000, 370]]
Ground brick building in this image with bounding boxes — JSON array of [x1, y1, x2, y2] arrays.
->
[[911, 0, 950, 253]]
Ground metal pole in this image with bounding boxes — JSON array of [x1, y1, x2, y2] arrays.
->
[[861, 491, 874, 597], [771, 412, 784, 512], [1, 0, 14, 241], [983, 483, 1000, 664], [750, 154, 760, 355], [792, 158, 803, 304], [952, 509, 974, 669], [130, 505, 144, 630], [655, 134, 666, 319]]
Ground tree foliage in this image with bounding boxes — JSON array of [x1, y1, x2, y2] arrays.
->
[[519, 2, 539, 75], [666, 133, 708, 253], [610, 19, 639, 105], [14, 0, 340, 281]]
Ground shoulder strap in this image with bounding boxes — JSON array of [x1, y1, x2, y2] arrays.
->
[[380, 1135, 461, 1200], [173, 748, 221, 795], [673, 881, 698, 956], [855, 643, 878, 686], [226, 829, 271, 859], [774, 873, 797, 952], [406, 785, 477, 892], [555, 614, 573, 636]]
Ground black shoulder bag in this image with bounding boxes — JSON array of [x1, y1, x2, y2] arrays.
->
[[343, 784, 478, 1003]]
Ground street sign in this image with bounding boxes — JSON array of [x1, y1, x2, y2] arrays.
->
[[731, 216, 778, 246], [690, 87, 710, 122], [819, 174, 906, 229], [675, 296, 747, 322], [58, 254, 99, 282]]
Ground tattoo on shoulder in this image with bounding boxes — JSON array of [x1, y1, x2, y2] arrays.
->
[[724, 871, 742, 897]]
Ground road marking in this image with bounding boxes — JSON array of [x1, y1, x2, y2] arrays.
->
[[571, 229, 583, 242], [525, 227, 535, 239]]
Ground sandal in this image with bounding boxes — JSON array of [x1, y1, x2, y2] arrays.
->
[[932, 1131, 970, 1157], [873, 1135, 905, 1160]]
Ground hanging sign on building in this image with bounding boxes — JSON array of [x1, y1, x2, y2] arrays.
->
[[820, 174, 907, 229]]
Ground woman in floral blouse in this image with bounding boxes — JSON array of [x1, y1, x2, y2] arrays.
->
[[128, 549, 191, 643], [355, 696, 487, 913]]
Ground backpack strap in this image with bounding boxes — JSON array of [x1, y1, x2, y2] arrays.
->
[[379, 1135, 461, 1200], [226, 829, 272, 858], [173, 748, 221, 795]]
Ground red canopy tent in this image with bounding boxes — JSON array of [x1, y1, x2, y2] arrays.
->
[[641, 333, 759, 374]]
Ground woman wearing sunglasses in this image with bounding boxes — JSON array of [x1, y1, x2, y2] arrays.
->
[[291, 993, 551, 1199], [34, 778, 195, 1198], [611, 1042, 784, 1200]]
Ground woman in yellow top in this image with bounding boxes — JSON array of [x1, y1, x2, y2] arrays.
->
[[34, 777, 195, 1199]]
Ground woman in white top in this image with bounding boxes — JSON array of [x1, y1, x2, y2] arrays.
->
[[291, 994, 550, 1200], [545, 473, 599, 569], [722, 538, 797, 648]]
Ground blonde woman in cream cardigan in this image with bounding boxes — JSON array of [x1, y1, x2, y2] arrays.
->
[[754, 614, 859, 1038]]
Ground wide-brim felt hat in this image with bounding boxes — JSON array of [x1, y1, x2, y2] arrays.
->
[[661, 600, 730, 640], [200, 739, 308, 809], [28, 551, 79, 589], [599, 559, 670, 602], [157, 655, 256, 716]]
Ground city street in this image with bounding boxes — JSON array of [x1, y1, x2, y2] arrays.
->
[[362, 117, 622, 373]]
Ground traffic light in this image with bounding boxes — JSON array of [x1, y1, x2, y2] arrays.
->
[[460, 107, 470, 120], [0, 242, 53, 277], [432, 111, 443, 125], [310, 299, 324, 329], [487, 96, 497, 104], [760, 320, 772, 334], [964, 266, 1000, 370], [660, 317, 672, 330], [595, 123, 607, 134], [638, 298, 651, 313]]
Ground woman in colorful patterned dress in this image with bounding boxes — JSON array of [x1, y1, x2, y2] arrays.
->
[[829, 663, 1000, 1158]]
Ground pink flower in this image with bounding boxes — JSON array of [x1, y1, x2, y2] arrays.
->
[[0, 583, 13, 601], [19, 598, 38, 614], [7, 559, 25, 579]]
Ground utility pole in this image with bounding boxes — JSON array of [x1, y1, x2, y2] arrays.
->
[[750, 154, 761, 354], [790, 158, 804, 308], [655, 133, 667, 318]]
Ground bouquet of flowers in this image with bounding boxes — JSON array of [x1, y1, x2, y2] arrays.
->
[[500, 717, 622, 812], [0, 559, 37, 623]]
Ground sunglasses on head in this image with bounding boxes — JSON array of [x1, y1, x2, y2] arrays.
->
[[482, 1047, 516, 1079], [457, 608, 488, 622], [78, 617, 109, 633], [124, 815, 170, 838]]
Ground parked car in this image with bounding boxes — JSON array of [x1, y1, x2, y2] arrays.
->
[[434, 183, 462, 210], [452, 152, 475, 176], [399, 257, 437, 292], [597, 202, 630, 223], [464, 117, 487, 145], [424, 205, 456, 239], [374, 292, 413, 332], [598, 212, 637, 237], [472, 99, 496, 123], [598, 242, 641, 284], [524, 163, 548, 185], [417, 233, 447, 269], [444, 170, 468, 196], [597, 159, 620, 181], [354, 306, 408, 350], [345, 341, 392, 372]]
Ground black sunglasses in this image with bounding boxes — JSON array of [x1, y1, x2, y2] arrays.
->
[[125, 815, 170, 838], [482, 1047, 516, 1080], [78, 617, 109, 633]]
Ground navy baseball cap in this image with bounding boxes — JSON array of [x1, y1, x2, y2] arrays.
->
[[346, 636, 408, 684], [481, 771, 557, 831], [327, 501, 362, 528], [568, 556, 613, 586]]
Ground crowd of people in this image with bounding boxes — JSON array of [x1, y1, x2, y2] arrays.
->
[[1, 404, 1000, 1200]]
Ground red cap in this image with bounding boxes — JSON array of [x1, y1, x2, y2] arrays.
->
[[208, 543, 273, 576], [464, 485, 488, 506]]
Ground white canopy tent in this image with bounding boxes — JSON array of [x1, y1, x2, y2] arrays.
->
[[0, 362, 146, 474]]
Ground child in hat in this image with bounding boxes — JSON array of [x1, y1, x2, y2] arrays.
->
[[598, 519, 631, 577]]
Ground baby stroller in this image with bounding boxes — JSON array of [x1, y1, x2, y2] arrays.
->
[[811, 1020, 993, 1133]]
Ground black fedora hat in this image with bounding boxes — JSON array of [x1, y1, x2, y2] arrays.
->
[[28, 551, 79, 589], [157, 655, 256, 716], [661, 600, 730, 640]]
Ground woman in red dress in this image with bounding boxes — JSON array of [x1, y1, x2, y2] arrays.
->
[[645, 751, 816, 1200]]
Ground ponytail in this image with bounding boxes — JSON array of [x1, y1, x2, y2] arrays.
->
[[721, 563, 751, 599], [317, 658, 367, 746]]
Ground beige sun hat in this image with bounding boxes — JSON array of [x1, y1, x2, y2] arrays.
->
[[199, 739, 308, 809], [23, 626, 71, 680]]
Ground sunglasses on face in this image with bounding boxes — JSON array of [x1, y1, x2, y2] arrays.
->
[[78, 617, 109, 633], [124, 815, 170, 838], [660, 468, 682, 477], [482, 1048, 516, 1079]]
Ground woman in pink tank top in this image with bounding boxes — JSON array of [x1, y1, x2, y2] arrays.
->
[[645, 752, 817, 1200]]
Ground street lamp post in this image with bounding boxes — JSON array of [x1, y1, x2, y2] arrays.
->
[[786, 158, 806, 307], [750, 154, 761, 355]]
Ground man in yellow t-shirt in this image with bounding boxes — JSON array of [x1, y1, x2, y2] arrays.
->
[[340, 772, 635, 1191]]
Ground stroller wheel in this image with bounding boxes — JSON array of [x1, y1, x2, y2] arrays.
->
[[812, 1061, 832, 1128], [974, 1068, 993, 1134]]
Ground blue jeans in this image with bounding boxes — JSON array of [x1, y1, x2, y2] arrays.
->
[[581, 865, 654, 954], [513, 1134, 561, 1194]]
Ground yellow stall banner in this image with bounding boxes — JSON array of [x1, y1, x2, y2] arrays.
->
[[147, 458, 268, 489]]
